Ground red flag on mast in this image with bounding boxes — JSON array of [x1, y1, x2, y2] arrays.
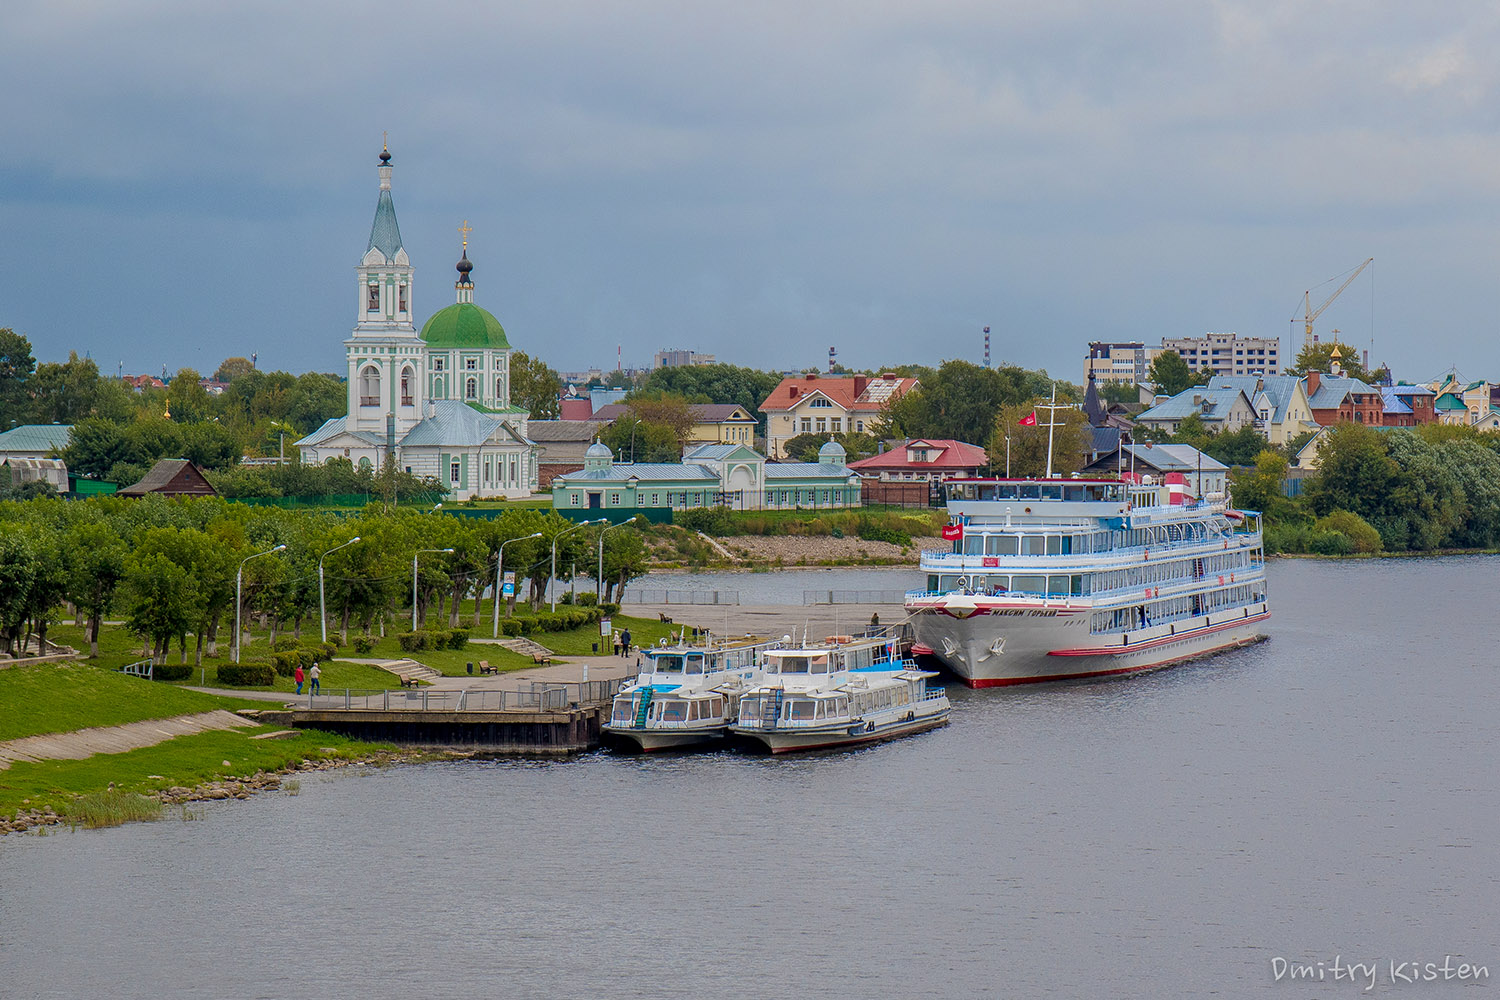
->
[[941, 523, 964, 541], [1018, 411, 1038, 426]]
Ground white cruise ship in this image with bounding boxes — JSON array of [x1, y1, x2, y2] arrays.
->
[[731, 635, 950, 753], [906, 474, 1268, 687], [604, 636, 779, 751]]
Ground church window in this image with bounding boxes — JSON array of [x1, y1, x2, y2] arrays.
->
[[367, 284, 380, 312], [494, 357, 504, 370], [433, 357, 445, 372], [450, 461, 461, 483], [570, 493, 580, 506], [400, 367, 413, 407], [398, 284, 407, 313], [359, 365, 380, 407], [495, 377, 504, 400], [465, 378, 477, 400], [465, 358, 478, 370]]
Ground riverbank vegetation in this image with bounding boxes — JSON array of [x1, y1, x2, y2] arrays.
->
[[1232, 423, 1500, 555]]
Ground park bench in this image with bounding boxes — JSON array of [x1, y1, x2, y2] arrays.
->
[[658, 612, 673, 624], [478, 661, 498, 675], [530, 653, 554, 666], [400, 676, 420, 688]]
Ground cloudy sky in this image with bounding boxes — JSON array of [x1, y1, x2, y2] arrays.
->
[[3, 1, 1498, 383]]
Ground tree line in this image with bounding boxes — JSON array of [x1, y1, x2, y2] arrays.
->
[[0, 496, 650, 664]]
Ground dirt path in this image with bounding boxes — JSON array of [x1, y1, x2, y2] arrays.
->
[[0, 711, 259, 770]]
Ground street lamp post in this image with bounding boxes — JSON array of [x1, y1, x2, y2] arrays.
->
[[269, 422, 288, 465], [318, 536, 362, 644], [234, 544, 286, 665], [492, 532, 543, 638], [413, 548, 455, 631], [597, 516, 642, 604], [552, 519, 606, 611]]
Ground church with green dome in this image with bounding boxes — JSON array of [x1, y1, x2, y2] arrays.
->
[[296, 148, 539, 498]]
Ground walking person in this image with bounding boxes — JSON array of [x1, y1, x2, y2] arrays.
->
[[620, 628, 631, 658], [310, 661, 321, 695], [294, 663, 304, 695]]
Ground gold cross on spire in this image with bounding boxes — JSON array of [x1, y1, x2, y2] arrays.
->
[[458, 219, 472, 252], [382, 130, 389, 153]]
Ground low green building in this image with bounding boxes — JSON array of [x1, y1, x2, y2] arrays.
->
[[552, 440, 862, 512]]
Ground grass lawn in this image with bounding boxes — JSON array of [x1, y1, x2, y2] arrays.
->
[[0, 725, 385, 819], [0, 663, 267, 743]]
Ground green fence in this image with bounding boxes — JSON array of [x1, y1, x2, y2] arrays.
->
[[226, 493, 446, 508]]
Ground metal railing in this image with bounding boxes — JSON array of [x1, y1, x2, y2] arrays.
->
[[291, 677, 628, 712], [802, 590, 910, 605], [119, 660, 153, 679], [621, 589, 740, 605]]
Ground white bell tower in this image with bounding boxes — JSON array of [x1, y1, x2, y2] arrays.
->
[[345, 139, 425, 437]]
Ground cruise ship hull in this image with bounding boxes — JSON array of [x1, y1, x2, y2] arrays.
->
[[907, 599, 1270, 687]]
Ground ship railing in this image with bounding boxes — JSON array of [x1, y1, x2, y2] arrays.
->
[[287, 679, 627, 712]]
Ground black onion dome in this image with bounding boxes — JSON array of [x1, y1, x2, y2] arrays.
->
[[456, 254, 473, 278], [379, 148, 392, 164]]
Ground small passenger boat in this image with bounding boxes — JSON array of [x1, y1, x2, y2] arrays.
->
[[731, 634, 950, 753], [603, 635, 779, 752]]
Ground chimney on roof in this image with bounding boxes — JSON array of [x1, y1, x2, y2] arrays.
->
[[1192, 394, 1203, 407], [1255, 376, 1264, 394], [789, 386, 800, 400], [1306, 371, 1321, 396], [806, 372, 818, 381], [853, 376, 869, 396]]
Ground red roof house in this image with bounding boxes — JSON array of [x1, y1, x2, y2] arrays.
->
[[848, 439, 988, 481], [759, 373, 920, 458]]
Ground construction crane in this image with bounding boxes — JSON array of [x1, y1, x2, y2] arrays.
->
[[1297, 257, 1373, 348]]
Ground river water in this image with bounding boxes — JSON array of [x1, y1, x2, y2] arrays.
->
[[4, 558, 1499, 998]]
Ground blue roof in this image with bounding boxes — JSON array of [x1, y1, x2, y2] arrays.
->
[[558, 463, 719, 483], [764, 463, 850, 478], [1136, 387, 1251, 424], [1111, 444, 1228, 473], [1380, 388, 1412, 414], [1306, 375, 1377, 409], [367, 189, 403, 261], [399, 400, 528, 448], [293, 418, 385, 449], [1206, 375, 1304, 426]]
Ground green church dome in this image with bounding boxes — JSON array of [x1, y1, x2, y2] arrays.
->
[[419, 303, 511, 349]]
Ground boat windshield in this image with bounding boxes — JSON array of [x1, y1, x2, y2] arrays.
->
[[651, 655, 684, 673], [769, 655, 829, 674], [685, 653, 706, 675]]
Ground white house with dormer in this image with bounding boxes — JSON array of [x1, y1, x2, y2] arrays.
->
[[296, 148, 538, 498]]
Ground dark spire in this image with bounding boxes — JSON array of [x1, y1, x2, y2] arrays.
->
[[1083, 370, 1107, 427]]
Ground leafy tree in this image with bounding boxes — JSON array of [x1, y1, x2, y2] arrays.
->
[[0, 529, 36, 655], [1146, 351, 1195, 396], [635, 364, 784, 425], [1286, 340, 1376, 382], [1228, 450, 1292, 517], [1435, 439, 1500, 548], [213, 357, 257, 383], [781, 431, 878, 462], [987, 404, 1091, 478], [64, 521, 128, 657], [621, 392, 698, 448], [285, 372, 346, 429], [166, 368, 214, 423], [1202, 425, 1266, 466], [1313, 510, 1382, 553], [0, 328, 36, 427], [1283, 428, 1320, 462], [122, 550, 198, 664], [598, 527, 650, 604], [876, 360, 1056, 443], [1170, 412, 1211, 450], [599, 415, 680, 463], [29, 352, 133, 423], [1099, 381, 1140, 407], [511, 351, 562, 419]]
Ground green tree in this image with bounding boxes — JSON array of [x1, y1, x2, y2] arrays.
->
[[285, 372, 346, 429], [64, 521, 128, 657], [1202, 425, 1266, 466], [635, 364, 784, 426], [1286, 340, 1375, 382], [122, 550, 198, 664], [599, 415, 680, 463], [988, 404, 1091, 477], [166, 368, 214, 423], [28, 352, 133, 423], [0, 328, 36, 427], [781, 431, 878, 462], [0, 529, 37, 655], [877, 360, 1057, 443], [511, 351, 562, 418], [213, 357, 257, 383], [1146, 351, 1195, 396], [598, 527, 650, 604]]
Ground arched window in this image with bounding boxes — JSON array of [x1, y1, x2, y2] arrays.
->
[[494, 376, 504, 401], [433, 377, 444, 399], [359, 365, 380, 407], [400, 366, 414, 406], [466, 377, 477, 400]]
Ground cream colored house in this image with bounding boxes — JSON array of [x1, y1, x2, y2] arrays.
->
[[758, 374, 919, 459], [1206, 376, 1318, 446]]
